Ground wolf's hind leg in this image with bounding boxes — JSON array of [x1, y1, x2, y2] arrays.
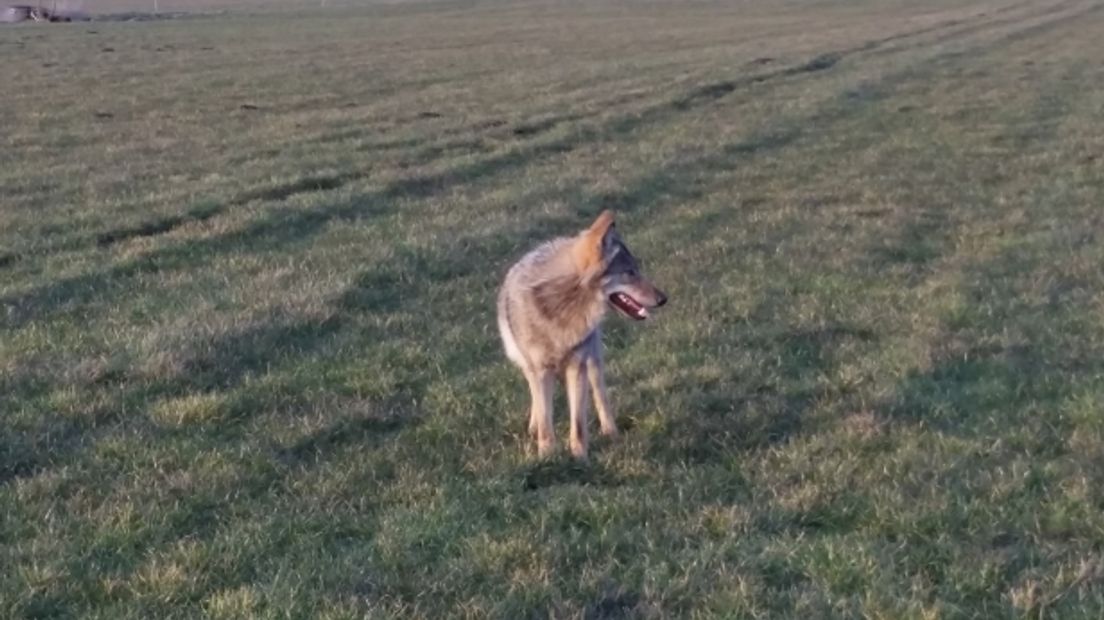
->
[[524, 367, 539, 441]]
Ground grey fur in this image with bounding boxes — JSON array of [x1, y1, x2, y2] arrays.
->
[[496, 213, 666, 458]]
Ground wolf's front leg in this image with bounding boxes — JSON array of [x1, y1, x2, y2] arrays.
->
[[565, 359, 591, 459], [587, 347, 618, 438], [526, 369, 556, 457]]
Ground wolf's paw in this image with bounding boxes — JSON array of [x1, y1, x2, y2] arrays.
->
[[537, 438, 556, 458], [570, 442, 589, 461]]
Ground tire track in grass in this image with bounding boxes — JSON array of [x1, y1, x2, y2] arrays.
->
[[74, 1, 1036, 251], [3, 0, 1040, 269], [3, 1, 1096, 333], [93, 174, 355, 248]]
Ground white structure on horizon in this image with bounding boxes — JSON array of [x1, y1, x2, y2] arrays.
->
[[1, 0, 89, 22]]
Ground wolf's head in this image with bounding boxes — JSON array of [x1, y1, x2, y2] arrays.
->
[[573, 210, 668, 321]]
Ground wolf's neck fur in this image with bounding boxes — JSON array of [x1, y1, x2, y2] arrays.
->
[[530, 270, 606, 345]]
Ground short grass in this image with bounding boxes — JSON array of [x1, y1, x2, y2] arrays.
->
[[3, 0, 1104, 617]]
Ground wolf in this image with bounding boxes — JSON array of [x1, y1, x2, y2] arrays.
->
[[496, 210, 667, 458]]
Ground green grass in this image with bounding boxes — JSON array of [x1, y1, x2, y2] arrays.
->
[[3, 0, 1104, 616]]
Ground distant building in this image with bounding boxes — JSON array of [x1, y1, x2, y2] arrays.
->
[[1, 5, 32, 22], [1, 3, 90, 22]]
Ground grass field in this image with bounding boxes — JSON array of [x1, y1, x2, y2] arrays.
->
[[3, 0, 1104, 616]]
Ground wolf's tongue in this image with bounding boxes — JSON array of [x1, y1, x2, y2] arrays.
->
[[610, 293, 647, 320]]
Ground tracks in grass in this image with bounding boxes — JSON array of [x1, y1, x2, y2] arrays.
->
[[82, 2, 1027, 246], [7, 0, 1048, 264], [94, 174, 357, 249], [3, 0, 1095, 330]]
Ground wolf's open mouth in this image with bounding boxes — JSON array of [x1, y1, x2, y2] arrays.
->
[[610, 292, 648, 320]]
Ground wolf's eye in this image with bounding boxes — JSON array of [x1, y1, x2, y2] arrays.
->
[[626, 268, 637, 277]]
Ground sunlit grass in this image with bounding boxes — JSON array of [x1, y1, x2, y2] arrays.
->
[[3, 0, 1104, 616]]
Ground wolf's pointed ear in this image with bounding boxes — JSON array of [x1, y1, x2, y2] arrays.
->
[[586, 209, 616, 239], [573, 210, 616, 273]]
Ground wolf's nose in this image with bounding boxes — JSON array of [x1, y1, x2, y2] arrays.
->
[[656, 291, 668, 307]]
